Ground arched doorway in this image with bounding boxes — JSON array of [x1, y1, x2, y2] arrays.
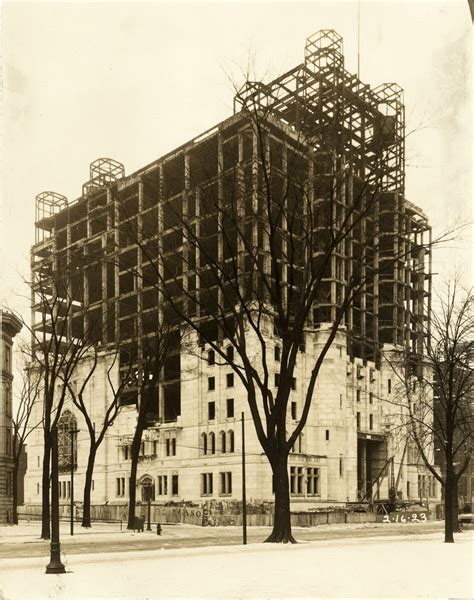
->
[[140, 475, 155, 501]]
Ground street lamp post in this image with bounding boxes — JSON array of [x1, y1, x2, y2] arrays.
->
[[45, 426, 66, 574], [241, 411, 247, 545], [70, 428, 79, 536]]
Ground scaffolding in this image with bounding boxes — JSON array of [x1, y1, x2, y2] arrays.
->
[[234, 29, 405, 196], [35, 191, 68, 244], [82, 157, 125, 196]]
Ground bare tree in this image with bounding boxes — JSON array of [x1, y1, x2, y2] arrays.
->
[[23, 251, 98, 539], [119, 95, 447, 542], [11, 354, 43, 524], [126, 325, 180, 530], [65, 347, 132, 528], [386, 283, 473, 543]]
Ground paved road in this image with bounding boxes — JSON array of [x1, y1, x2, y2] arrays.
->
[[1, 521, 445, 560]]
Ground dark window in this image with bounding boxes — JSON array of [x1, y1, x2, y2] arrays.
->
[[171, 475, 179, 495], [226, 398, 234, 418], [369, 392, 373, 404], [291, 402, 297, 420], [208, 377, 215, 391], [226, 346, 234, 362], [201, 473, 213, 495], [220, 431, 226, 453], [274, 373, 280, 387], [369, 414, 374, 430], [291, 377, 297, 391], [274, 346, 281, 362], [228, 430, 234, 453], [356, 389, 361, 402], [325, 429, 330, 441], [207, 350, 215, 365], [209, 432, 216, 454], [208, 401, 215, 420], [356, 412, 361, 429], [388, 379, 392, 393], [226, 373, 234, 388], [219, 472, 232, 495]]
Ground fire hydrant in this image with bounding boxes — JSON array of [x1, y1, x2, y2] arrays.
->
[[156, 523, 162, 536]]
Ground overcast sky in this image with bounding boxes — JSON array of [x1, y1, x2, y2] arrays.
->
[[2, 0, 472, 321]]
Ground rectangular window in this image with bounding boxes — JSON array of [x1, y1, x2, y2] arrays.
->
[[37, 483, 40, 495], [369, 392, 373, 404], [356, 389, 361, 402], [166, 436, 177, 456], [201, 473, 213, 495], [158, 475, 168, 495], [226, 398, 234, 418], [171, 475, 179, 495], [220, 472, 232, 495], [208, 401, 216, 420], [291, 377, 297, 391], [290, 466, 304, 495], [226, 373, 234, 388], [207, 350, 215, 365], [388, 379, 392, 393], [274, 373, 280, 387], [208, 376, 215, 391], [116, 477, 125, 497], [340, 394, 343, 409], [291, 401, 297, 420], [274, 346, 281, 362], [325, 429, 330, 441], [356, 412, 361, 429], [339, 457, 343, 477], [307, 467, 319, 495], [369, 414, 374, 430], [226, 346, 234, 362]]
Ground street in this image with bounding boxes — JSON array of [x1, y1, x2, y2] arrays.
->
[[0, 529, 472, 599]]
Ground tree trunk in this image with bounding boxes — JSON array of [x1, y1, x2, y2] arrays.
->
[[444, 468, 455, 543], [265, 455, 296, 543], [12, 462, 19, 525], [452, 479, 461, 533], [41, 434, 51, 540], [127, 424, 144, 530], [82, 446, 96, 528]]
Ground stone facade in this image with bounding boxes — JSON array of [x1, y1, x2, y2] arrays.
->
[[23, 327, 439, 511], [0, 310, 22, 523]]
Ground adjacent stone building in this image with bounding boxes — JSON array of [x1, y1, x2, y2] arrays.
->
[[0, 309, 22, 523]]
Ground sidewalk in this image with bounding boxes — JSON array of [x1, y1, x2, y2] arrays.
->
[[0, 517, 444, 547]]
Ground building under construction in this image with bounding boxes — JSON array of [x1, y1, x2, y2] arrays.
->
[[25, 31, 438, 510]]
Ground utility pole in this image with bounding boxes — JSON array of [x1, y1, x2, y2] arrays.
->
[[45, 426, 66, 574], [241, 411, 247, 545], [70, 428, 79, 536]]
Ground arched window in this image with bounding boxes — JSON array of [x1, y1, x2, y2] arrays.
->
[[209, 432, 216, 454], [220, 431, 226, 453], [227, 430, 234, 453], [201, 433, 208, 455], [58, 410, 78, 473]]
